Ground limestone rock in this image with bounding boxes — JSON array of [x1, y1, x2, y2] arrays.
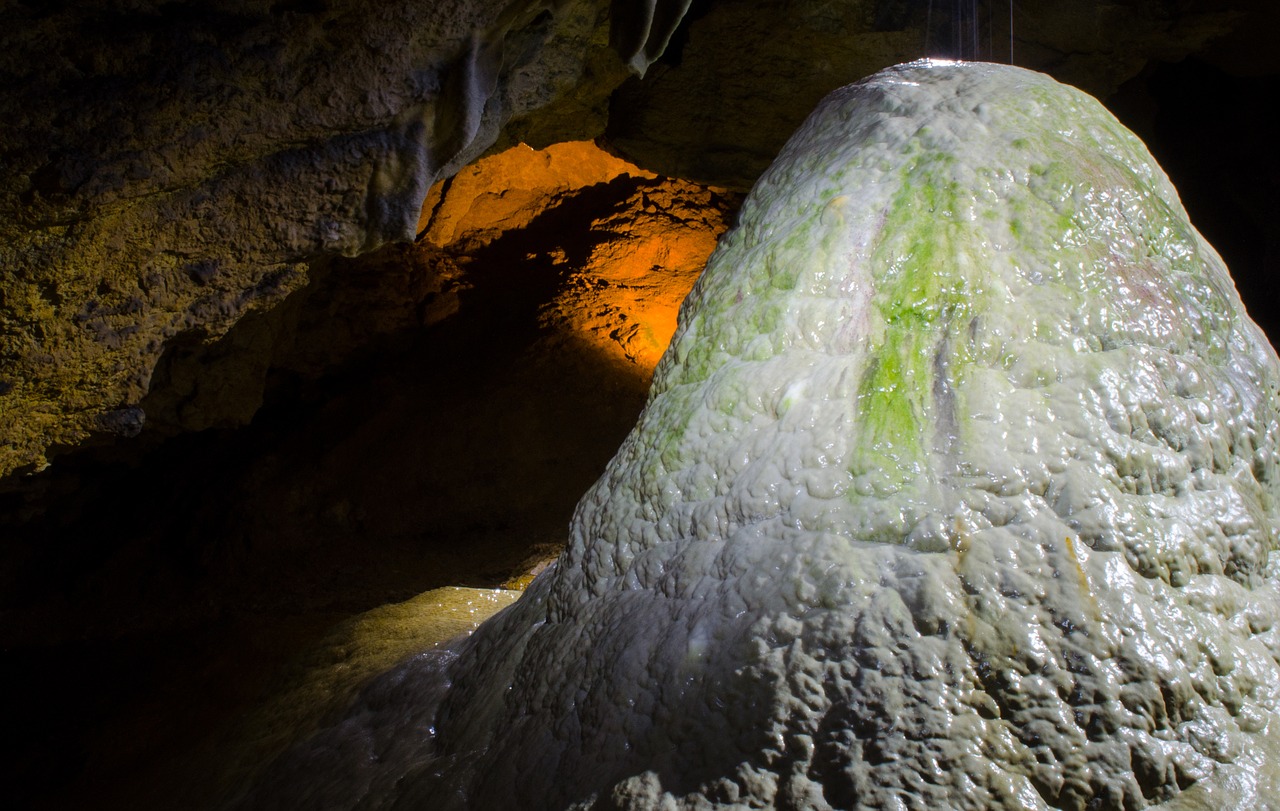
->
[[243, 62, 1280, 810], [0, 0, 689, 476], [414, 139, 737, 377]]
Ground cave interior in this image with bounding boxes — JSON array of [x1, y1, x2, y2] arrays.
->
[[2, 1, 1279, 808]]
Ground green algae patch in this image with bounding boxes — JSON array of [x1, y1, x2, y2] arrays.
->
[[853, 154, 978, 489]]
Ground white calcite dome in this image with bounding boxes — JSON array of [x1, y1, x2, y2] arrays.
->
[[242, 61, 1280, 811]]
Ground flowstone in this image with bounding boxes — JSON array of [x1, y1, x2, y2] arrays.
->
[[239, 62, 1280, 811]]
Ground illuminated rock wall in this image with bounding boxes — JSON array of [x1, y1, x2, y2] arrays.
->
[[0, 0, 686, 476], [417, 140, 733, 373]]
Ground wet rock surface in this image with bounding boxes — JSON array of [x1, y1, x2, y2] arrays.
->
[[2, 2, 1280, 810], [241, 63, 1280, 810]]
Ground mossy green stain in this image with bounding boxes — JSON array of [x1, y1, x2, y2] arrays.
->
[[853, 155, 974, 488], [770, 268, 798, 291]]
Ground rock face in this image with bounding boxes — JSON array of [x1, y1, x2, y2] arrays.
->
[[242, 62, 1280, 809], [0, 0, 683, 477]]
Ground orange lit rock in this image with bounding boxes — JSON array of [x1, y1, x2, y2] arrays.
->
[[417, 141, 657, 247], [419, 140, 738, 376], [543, 180, 732, 371]]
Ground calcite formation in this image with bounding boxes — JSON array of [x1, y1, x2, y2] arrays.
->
[[245, 61, 1280, 810]]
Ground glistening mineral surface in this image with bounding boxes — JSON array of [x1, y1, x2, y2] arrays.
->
[[239, 61, 1280, 810]]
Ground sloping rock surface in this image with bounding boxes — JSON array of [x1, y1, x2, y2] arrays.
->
[[242, 62, 1280, 810]]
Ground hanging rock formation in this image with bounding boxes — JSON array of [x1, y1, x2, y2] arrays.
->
[[240, 61, 1280, 810]]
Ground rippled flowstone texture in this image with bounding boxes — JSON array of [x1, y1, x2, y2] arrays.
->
[[238, 62, 1280, 810]]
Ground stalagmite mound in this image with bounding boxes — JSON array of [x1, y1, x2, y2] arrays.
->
[[238, 61, 1280, 810]]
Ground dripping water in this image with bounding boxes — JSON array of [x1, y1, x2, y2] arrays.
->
[[923, 0, 1014, 64]]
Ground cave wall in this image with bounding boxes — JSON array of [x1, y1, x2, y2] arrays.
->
[[0, 0, 689, 477], [0, 138, 738, 811]]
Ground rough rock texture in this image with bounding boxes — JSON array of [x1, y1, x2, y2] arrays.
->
[[539, 176, 729, 371], [243, 62, 1280, 810], [415, 139, 737, 374], [0, 139, 735, 811], [0, 0, 682, 477], [606, 0, 1255, 190], [1, 140, 735, 648], [418, 140, 658, 247]]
